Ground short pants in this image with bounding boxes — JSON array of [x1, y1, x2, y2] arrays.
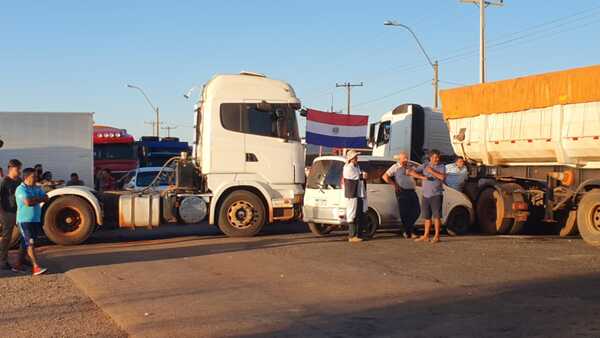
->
[[18, 222, 41, 249], [422, 195, 443, 220]]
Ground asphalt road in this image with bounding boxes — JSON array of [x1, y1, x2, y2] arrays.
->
[[3, 222, 600, 338]]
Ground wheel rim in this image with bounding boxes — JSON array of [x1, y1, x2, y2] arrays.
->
[[227, 200, 257, 229], [55, 208, 82, 233], [592, 204, 600, 232]]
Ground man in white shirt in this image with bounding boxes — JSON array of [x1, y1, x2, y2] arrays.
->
[[382, 151, 421, 239], [343, 150, 367, 243], [445, 157, 468, 191]]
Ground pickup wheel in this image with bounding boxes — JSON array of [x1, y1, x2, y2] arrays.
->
[[218, 191, 265, 237], [0, 222, 21, 249], [307, 222, 334, 236], [43, 196, 95, 245], [577, 190, 600, 246], [446, 206, 471, 236], [362, 209, 379, 239]]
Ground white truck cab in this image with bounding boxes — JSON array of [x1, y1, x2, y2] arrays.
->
[[369, 103, 454, 161], [195, 72, 305, 236]]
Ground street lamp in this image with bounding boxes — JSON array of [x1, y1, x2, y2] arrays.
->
[[384, 20, 439, 111], [127, 84, 161, 137]]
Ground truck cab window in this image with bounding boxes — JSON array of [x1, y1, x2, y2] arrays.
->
[[220, 103, 300, 141]]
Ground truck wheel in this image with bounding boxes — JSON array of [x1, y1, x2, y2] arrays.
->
[[476, 188, 512, 235], [559, 210, 578, 237], [576, 190, 600, 246], [0, 223, 21, 249], [362, 209, 379, 239], [43, 196, 95, 245], [218, 191, 266, 237], [307, 222, 334, 236], [446, 206, 471, 236]]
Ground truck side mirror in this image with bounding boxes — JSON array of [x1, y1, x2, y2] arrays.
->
[[368, 123, 375, 144], [0, 139, 3, 148]]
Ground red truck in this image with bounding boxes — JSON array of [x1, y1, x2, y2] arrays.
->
[[93, 125, 137, 179]]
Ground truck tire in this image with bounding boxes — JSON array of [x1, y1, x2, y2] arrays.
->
[[446, 206, 471, 236], [0, 222, 21, 249], [362, 209, 379, 239], [576, 190, 600, 246], [43, 196, 95, 245], [307, 222, 334, 236], [218, 191, 266, 237], [476, 187, 512, 235], [559, 210, 578, 237]]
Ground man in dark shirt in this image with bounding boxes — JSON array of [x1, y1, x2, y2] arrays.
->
[[0, 159, 23, 270], [66, 172, 85, 186]]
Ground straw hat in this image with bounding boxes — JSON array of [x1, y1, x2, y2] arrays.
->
[[346, 150, 360, 162]]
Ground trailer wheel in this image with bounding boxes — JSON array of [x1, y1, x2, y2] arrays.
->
[[0, 222, 21, 249], [218, 191, 266, 237], [307, 222, 334, 236], [43, 196, 95, 245], [577, 190, 600, 246], [476, 188, 512, 235], [446, 206, 471, 236], [559, 210, 578, 237]]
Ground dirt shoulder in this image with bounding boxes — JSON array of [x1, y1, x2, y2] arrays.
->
[[0, 270, 127, 338]]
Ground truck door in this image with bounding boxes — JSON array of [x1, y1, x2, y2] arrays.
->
[[242, 102, 301, 184]]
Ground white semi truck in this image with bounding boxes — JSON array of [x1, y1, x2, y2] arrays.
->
[[440, 64, 600, 246], [368, 103, 454, 161], [2, 72, 305, 245]]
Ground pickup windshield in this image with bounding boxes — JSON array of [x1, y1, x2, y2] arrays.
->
[[306, 160, 344, 189]]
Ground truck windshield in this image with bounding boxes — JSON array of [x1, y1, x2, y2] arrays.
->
[[220, 103, 300, 141], [94, 144, 136, 160]]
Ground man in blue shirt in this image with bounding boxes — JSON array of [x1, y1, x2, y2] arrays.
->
[[445, 157, 468, 191], [413, 149, 446, 244], [14, 168, 48, 275]]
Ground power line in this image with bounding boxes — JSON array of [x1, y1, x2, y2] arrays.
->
[[351, 80, 430, 109]]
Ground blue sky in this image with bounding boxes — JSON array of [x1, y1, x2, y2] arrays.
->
[[1, 0, 599, 141]]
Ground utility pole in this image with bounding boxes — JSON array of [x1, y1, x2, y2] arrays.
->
[[144, 121, 164, 137], [127, 84, 161, 137], [384, 21, 439, 111], [461, 0, 504, 83], [161, 125, 178, 137], [336, 82, 364, 115]]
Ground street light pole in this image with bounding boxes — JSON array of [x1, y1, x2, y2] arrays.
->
[[127, 84, 161, 138], [460, 0, 504, 83], [384, 20, 439, 111]]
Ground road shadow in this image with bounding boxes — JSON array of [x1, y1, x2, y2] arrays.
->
[[226, 272, 600, 338]]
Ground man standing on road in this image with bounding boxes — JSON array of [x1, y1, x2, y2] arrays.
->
[[0, 159, 22, 271], [413, 149, 446, 244], [382, 151, 421, 239], [14, 168, 48, 275], [445, 157, 468, 191], [343, 150, 367, 243]]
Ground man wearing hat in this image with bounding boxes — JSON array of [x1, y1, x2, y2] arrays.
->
[[383, 151, 421, 239], [343, 150, 367, 243]]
